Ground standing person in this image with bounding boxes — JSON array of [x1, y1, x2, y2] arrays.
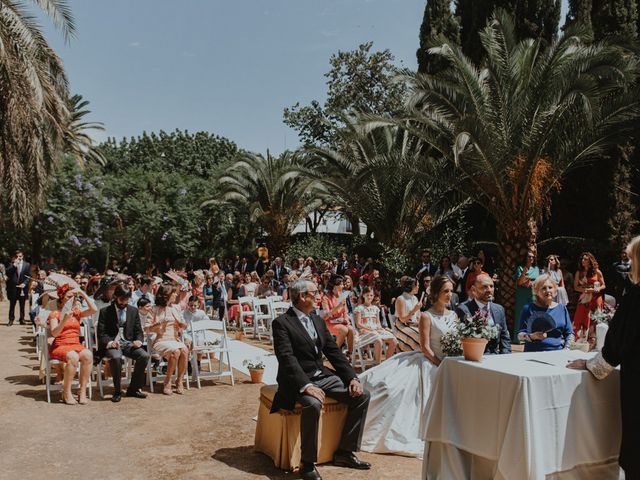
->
[[544, 254, 568, 305], [271, 279, 371, 480], [464, 257, 487, 299], [414, 249, 437, 280], [96, 285, 150, 402], [0, 263, 6, 302], [612, 248, 633, 298], [453, 256, 470, 302], [6, 250, 31, 325], [130, 275, 155, 306], [567, 235, 640, 479], [573, 252, 606, 340], [435, 256, 455, 278], [514, 252, 540, 334]]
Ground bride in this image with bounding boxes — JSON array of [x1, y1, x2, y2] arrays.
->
[[359, 275, 458, 457]]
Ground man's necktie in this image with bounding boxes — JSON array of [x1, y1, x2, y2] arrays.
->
[[301, 315, 317, 340]]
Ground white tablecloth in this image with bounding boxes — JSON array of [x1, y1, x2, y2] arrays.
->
[[423, 350, 621, 480]]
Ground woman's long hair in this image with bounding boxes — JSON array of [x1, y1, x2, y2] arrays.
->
[[578, 252, 599, 277]]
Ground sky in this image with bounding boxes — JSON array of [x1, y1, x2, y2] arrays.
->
[[42, 0, 569, 154]]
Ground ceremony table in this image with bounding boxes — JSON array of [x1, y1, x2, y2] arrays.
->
[[422, 350, 621, 480]]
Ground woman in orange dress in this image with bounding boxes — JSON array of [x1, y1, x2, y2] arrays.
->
[[573, 252, 606, 340], [48, 284, 97, 405], [321, 274, 355, 357]]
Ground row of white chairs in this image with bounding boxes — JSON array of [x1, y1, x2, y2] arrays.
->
[[237, 295, 290, 343]]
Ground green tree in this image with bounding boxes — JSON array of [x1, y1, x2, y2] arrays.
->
[[308, 119, 465, 256], [283, 42, 405, 147], [0, 0, 75, 224], [402, 10, 640, 328], [591, 0, 637, 40], [417, 0, 460, 74], [206, 151, 322, 257], [564, 0, 593, 37]]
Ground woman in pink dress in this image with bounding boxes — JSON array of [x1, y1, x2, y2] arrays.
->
[[48, 284, 97, 404], [321, 275, 355, 357]]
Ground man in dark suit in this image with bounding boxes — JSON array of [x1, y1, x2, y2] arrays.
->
[[456, 274, 511, 354], [414, 249, 437, 280], [6, 250, 30, 325], [271, 279, 371, 480], [97, 285, 150, 402]]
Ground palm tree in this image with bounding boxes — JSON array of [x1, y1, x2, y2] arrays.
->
[[63, 94, 106, 165], [400, 10, 640, 328], [204, 151, 323, 257], [308, 118, 464, 256], [0, 0, 76, 225]]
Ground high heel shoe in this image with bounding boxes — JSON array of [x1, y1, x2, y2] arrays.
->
[[61, 394, 77, 405], [163, 383, 173, 396]]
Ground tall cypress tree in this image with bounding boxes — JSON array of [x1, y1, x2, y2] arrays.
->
[[565, 0, 593, 36], [417, 0, 460, 74], [591, 0, 637, 40]]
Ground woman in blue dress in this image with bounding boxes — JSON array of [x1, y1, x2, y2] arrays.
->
[[518, 274, 574, 351]]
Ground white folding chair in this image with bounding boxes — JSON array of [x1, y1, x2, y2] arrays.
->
[[238, 296, 254, 332], [349, 315, 377, 372], [145, 333, 190, 393], [43, 323, 92, 403], [188, 318, 234, 388], [92, 325, 133, 398], [251, 298, 273, 341]]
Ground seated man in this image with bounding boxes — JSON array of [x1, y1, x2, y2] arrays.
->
[[97, 285, 150, 402], [271, 279, 371, 480], [456, 274, 511, 354]]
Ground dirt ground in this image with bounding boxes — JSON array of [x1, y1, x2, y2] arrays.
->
[[0, 300, 421, 480]]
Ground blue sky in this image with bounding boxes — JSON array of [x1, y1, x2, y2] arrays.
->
[[43, 0, 568, 154]]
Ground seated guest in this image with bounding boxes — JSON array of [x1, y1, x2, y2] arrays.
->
[[48, 284, 96, 404], [271, 279, 370, 480], [240, 272, 259, 297], [202, 273, 216, 315], [191, 270, 205, 308], [130, 275, 155, 306], [136, 297, 153, 337], [354, 287, 396, 364], [567, 235, 640, 479], [97, 285, 150, 402], [146, 284, 189, 395], [517, 274, 574, 351], [256, 274, 275, 297], [394, 276, 427, 352], [456, 274, 511, 354], [321, 275, 356, 357]]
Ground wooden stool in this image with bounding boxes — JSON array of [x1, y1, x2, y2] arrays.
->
[[254, 384, 348, 470]]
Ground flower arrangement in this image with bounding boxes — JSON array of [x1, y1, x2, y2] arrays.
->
[[459, 309, 498, 340], [204, 338, 221, 347], [440, 330, 463, 357], [589, 304, 616, 325], [242, 358, 265, 370]]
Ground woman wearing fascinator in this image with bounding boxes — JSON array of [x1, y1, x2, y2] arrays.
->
[[48, 284, 97, 404], [517, 274, 574, 352]]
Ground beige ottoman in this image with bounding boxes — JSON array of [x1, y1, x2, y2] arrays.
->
[[254, 384, 348, 470]]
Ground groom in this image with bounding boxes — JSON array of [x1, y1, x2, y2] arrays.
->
[[271, 279, 371, 480]]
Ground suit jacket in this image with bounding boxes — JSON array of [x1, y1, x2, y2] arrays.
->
[[5, 261, 31, 294], [456, 300, 511, 354], [415, 262, 437, 279], [271, 308, 357, 412], [96, 303, 143, 356]]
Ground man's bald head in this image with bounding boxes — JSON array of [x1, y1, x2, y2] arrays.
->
[[473, 274, 494, 302]]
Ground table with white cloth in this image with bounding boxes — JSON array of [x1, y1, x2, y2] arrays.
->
[[422, 350, 622, 480]]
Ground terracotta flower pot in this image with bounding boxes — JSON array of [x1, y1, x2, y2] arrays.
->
[[234, 330, 244, 341], [249, 368, 264, 384], [461, 337, 488, 361]]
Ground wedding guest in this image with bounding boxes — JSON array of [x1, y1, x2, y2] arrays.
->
[[226, 273, 245, 324], [414, 249, 437, 281], [130, 275, 155, 306], [544, 254, 568, 305], [342, 275, 356, 315], [48, 284, 96, 404], [612, 248, 632, 298], [0, 263, 6, 302], [271, 279, 370, 480], [337, 252, 349, 276], [518, 274, 574, 351], [256, 274, 275, 298], [453, 255, 470, 301], [321, 275, 355, 356], [354, 287, 396, 364], [456, 274, 511, 354], [514, 251, 540, 329], [573, 252, 605, 338], [146, 284, 189, 395], [435, 256, 455, 278], [476, 249, 494, 276], [567, 235, 640, 479], [304, 257, 317, 274], [136, 297, 153, 336], [464, 257, 487, 298], [97, 285, 149, 402], [6, 250, 31, 325], [203, 273, 217, 315], [240, 272, 259, 297], [191, 270, 205, 308], [394, 276, 427, 352], [272, 257, 289, 284]]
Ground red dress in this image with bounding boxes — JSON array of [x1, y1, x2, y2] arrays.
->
[[323, 294, 348, 336], [48, 309, 86, 361], [573, 272, 604, 333]]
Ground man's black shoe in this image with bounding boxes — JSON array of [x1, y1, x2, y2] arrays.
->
[[333, 451, 371, 470], [19, 320, 25, 325], [7, 321, 13, 326], [299, 462, 321, 480], [126, 389, 147, 399], [111, 392, 122, 403]]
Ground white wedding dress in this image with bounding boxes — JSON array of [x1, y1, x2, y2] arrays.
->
[[358, 309, 457, 458]]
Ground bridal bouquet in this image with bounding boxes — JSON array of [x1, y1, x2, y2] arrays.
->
[[459, 309, 498, 340], [589, 304, 616, 325], [440, 330, 463, 357]]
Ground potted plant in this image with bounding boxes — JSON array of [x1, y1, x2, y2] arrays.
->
[[227, 325, 244, 340], [458, 309, 498, 361], [243, 358, 266, 383]]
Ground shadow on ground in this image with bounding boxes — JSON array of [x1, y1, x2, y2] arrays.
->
[[212, 445, 293, 479]]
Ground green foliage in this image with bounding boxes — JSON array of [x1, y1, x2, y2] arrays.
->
[[376, 246, 411, 285], [591, 0, 637, 40], [421, 212, 472, 261], [286, 235, 343, 263], [417, 0, 460, 74], [283, 42, 405, 147]]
